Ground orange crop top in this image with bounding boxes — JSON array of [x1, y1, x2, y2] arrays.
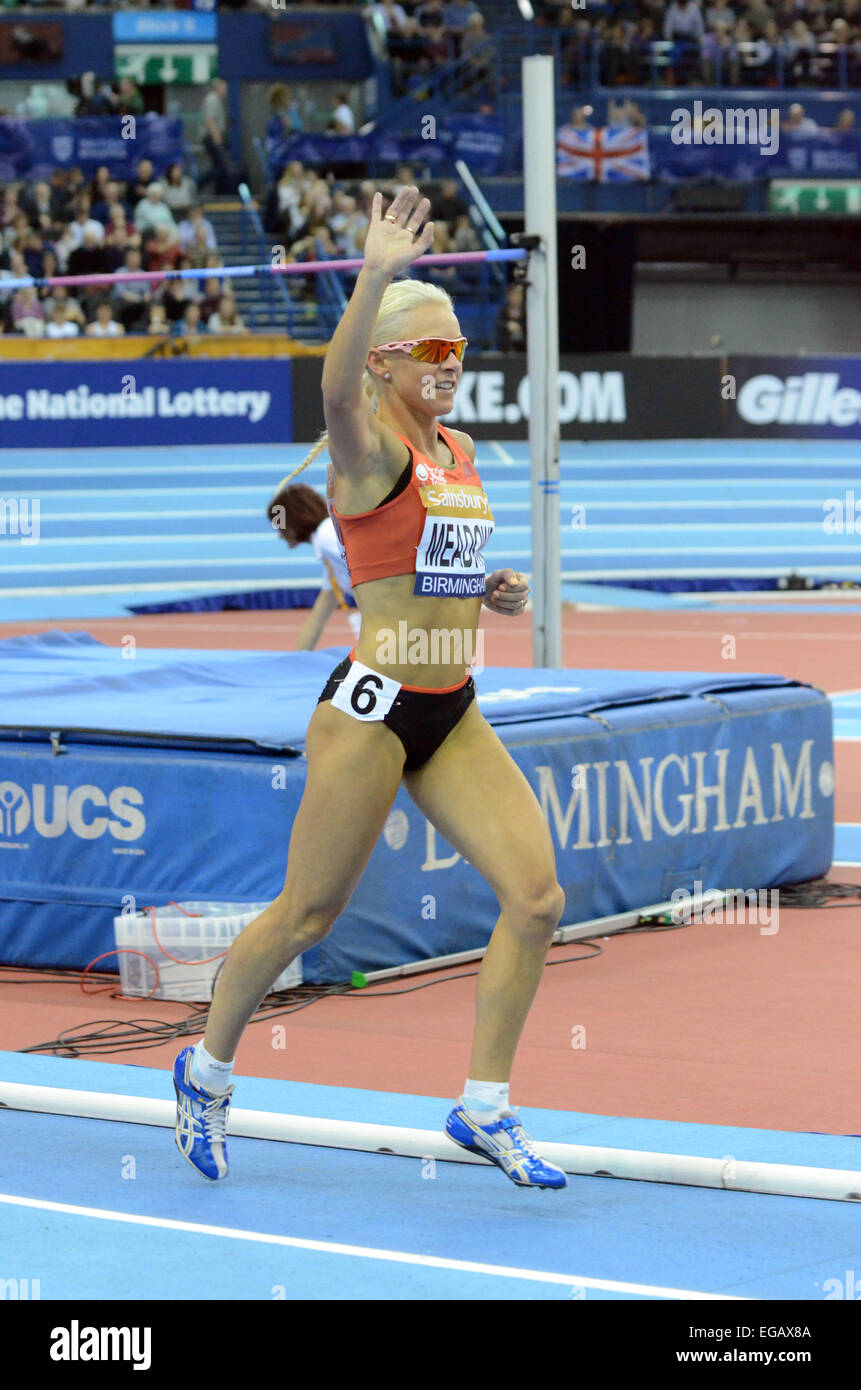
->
[[329, 423, 495, 597]]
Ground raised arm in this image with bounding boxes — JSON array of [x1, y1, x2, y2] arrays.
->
[[321, 186, 433, 479]]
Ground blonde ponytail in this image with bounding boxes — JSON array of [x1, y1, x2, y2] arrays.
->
[[271, 276, 455, 492]]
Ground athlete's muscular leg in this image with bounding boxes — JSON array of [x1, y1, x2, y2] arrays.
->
[[404, 701, 565, 1082], [203, 702, 406, 1063]]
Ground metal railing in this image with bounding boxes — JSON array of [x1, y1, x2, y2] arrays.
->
[[238, 181, 294, 333]]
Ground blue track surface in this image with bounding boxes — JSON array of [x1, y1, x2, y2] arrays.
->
[[2, 1053, 860, 1301], [4, 439, 861, 620]]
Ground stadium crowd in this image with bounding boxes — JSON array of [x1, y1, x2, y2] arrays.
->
[[534, 0, 861, 87], [0, 161, 246, 338], [0, 157, 527, 349]]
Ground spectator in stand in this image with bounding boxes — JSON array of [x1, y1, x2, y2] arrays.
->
[[63, 195, 105, 251], [434, 178, 468, 227], [742, 16, 781, 77], [174, 302, 206, 337], [86, 300, 125, 338], [89, 165, 111, 209], [1, 189, 22, 238], [42, 284, 85, 328], [22, 180, 60, 234], [743, 0, 776, 33], [112, 246, 150, 330], [0, 249, 28, 306], [20, 227, 46, 279], [93, 180, 131, 227], [132, 160, 155, 206], [144, 223, 182, 275], [40, 247, 59, 294], [163, 163, 198, 220], [117, 77, 145, 117], [706, 0, 736, 25], [609, 96, 648, 127], [329, 192, 368, 256], [75, 73, 116, 118], [834, 107, 856, 130], [782, 101, 819, 133], [46, 169, 76, 224], [599, 18, 635, 83], [200, 77, 231, 194], [161, 277, 198, 325], [331, 91, 355, 133], [46, 301, 80, 340], [186, 224, 219, 270], [268, 83, 305, 136], [204, 250, 225, 280], [147, 303, 170, 337], [452, 211, 480, 252], [208, 294, 245, 333], [428, 221, 457, 281], [497, 282, 526, 352], [67, 226, 112, 281], [784, 17, 817, 81], [104, 206, 135, 260], [12, 286, 46, 336], [664, 0, 705, 39], [442, 0, 479, 57], [370, 0, 424, 94], [421, 18, 456, 67], [134, 183, 176, 239], [199, 275, 225, 323], [177, 204, 217, 254], [702, 19, 739, 80], [460, 13, 495, 85], [291, 222, 340, 262], [415, 0, 446, 36]]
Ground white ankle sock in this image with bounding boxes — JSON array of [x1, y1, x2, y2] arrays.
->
[[461, 1078, 510, 1120], [192, 1043, 234, 1094]]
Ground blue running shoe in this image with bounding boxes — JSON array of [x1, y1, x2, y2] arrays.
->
[[445, 1104, 567, 1189], [173, 1046, 233, 1181]]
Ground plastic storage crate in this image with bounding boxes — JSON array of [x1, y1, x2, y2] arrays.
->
[[113, 901, 302, 1002]]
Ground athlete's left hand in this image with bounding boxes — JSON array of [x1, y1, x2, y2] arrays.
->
[[483, 569, 530, 615]]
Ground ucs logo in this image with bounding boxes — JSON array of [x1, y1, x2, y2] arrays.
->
[[0, 783, 145, 842]]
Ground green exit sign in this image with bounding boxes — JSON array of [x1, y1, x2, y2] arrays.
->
[[115, 46, 217, 86], [769, 180, 861, 214]]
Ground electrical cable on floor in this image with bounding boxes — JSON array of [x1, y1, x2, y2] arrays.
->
[[3, 878, 858, 1059]]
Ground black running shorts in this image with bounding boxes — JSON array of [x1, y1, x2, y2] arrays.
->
[[317, 652, 476, 771]]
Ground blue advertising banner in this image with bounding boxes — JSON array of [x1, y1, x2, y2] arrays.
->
[[0, 115, 184, 181], [266, 116, 506, 180], [268, 115, 860, 181], [0, 360, 292, 448], [728, 356, 861, 439], [651, 127, 861, 181]]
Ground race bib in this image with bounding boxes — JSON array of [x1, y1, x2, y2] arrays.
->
[[330, 659, 401, 722], [414, 482, 494, 598]]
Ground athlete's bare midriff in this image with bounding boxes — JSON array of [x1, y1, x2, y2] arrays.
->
[[332, 418, 485, 689]]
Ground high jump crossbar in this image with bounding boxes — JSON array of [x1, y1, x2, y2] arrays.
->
[[0, 247, 526, 295]]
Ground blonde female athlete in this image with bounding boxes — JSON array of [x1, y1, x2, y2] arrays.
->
[[173, 184, 567, 1190]]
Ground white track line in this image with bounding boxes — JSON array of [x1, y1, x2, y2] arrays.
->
[[0, 1193, 744, 1300]]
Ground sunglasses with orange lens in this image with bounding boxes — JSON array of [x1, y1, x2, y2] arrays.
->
[[377, 337, 468, 364]]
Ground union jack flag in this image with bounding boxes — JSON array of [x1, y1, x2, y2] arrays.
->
[[556, 124, 651, 182]]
